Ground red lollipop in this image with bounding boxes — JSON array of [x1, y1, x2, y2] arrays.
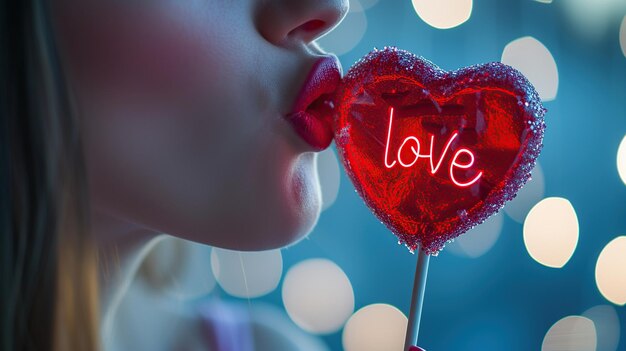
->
[[334, 47, 545, 254], [332, 47, 545, 348]]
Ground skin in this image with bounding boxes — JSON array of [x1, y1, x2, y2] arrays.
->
[[52, 0, 348, 340], [53, 0, 348, 251]]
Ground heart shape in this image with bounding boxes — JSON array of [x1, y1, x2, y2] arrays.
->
[[333, 47, 545, 255]]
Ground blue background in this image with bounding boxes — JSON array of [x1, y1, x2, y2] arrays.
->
[[269, 1, 626, 350]]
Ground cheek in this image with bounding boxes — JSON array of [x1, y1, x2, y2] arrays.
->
[[80, 77, 321, 251], [56, 1, 289, 122], [83, 111, 305, 239], [57, 3, 227, 103], [57, 2, 321, 249]]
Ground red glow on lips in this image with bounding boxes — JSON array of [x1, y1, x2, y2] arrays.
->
[[334, 48, 545, 254], [286, 56, 342, 151]]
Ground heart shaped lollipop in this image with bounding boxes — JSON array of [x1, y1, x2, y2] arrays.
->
[[334, 47, 545, 255]]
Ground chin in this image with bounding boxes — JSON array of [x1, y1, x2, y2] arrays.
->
[[245, 204, 320, 251], [207, 187, 321, 252], [186, 151, 322, 252], [239, 152, 323, 251]]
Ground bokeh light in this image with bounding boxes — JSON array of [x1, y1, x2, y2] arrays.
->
[[617, 134, 626, 186], [141, 237, 216, 299], [542, 316, 597, 351], [357, 0, 380, 10], [523, 197, 579, 268], [446, 212, 504, 258], [595, 236, 626, 305], [619, 16, 626, 56], [411, 0, 473, 30], [282, 259, 354, 334], [501, 37, 559, 101], [317, 147, 341, 211], [210, 248, 283, 298], [583, 305, 621, 351], [342, 304, 407, 351], [503, 162, 546, 223], [562, 0, 626, 40], [317, 0, 367, 56]]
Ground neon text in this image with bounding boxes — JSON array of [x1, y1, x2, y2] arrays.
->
[[384, 107, 483, 187]]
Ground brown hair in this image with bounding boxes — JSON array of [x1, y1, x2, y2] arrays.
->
[[0, 0, 99, 350]]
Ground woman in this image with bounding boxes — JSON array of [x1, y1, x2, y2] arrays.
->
[[1, 0, 348, 349]]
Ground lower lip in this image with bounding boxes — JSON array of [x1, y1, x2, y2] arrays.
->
[[285, 109, 334, 151], [286, 56, 341, 151]]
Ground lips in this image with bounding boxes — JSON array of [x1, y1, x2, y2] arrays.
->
[[285, 55, 342, 151]]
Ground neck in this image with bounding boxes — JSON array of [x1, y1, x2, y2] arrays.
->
[[91, 207, 162, 341]]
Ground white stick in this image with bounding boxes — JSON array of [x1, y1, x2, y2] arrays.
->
[[403, 248, 430, 350]]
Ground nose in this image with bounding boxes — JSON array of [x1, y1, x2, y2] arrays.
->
[[256, 0, 349, 46]]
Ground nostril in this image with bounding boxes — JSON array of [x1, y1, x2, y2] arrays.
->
[[255, 0, 348, 46], [287, 19, 328, 41], [299, 19, 326, 32]]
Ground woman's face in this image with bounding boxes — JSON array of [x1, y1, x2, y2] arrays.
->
[[54, 0, 348, 250]]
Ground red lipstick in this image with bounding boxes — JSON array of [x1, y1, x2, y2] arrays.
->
[[286, 55, 342, 151]]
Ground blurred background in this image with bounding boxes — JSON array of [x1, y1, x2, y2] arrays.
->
[[109, 0, 626, 350]]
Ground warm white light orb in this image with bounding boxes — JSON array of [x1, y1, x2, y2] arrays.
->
[[342, 304, 408, 351], [504, 162, 545, 223], [282, 259, 354, 334], [317, 0, 367, 56], [210, 248, 282, 298], [501, 37, 559, 101], [411, 0, 473, 30], [583, 305, 621, 351], [523, 197, 579, 268], [447, 212, 503, 258], [617, 134, 626, 186], [621, 16, 626, 58], [542, 316, 597, 351], [317, 148, 341, 211], [150, 238, 216, 299], [357, 0, 381, 10], [562, 0, 626, 40], [595, 236, 626, 306]]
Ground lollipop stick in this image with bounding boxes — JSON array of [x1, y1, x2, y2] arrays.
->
[[404, 248, 430, 350]]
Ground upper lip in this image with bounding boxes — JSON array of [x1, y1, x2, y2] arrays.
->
[[290, 55, 342, 114], [284, 55, 342, 151]]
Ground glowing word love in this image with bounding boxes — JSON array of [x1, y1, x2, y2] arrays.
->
[[383, 107, 483, 188]]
